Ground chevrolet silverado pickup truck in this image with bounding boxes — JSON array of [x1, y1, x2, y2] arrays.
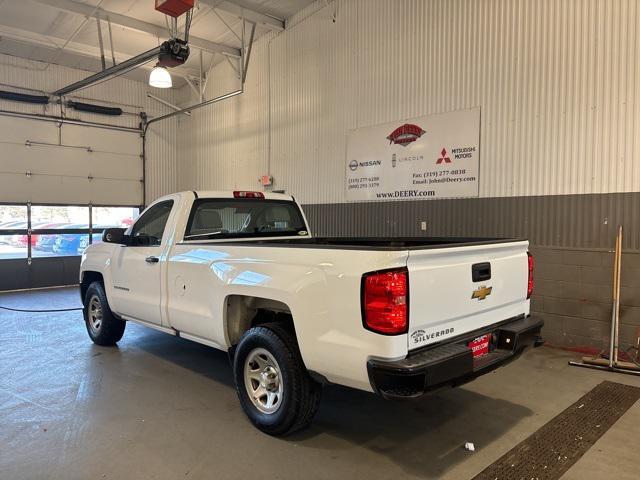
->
[[80, 190, 543, 435]]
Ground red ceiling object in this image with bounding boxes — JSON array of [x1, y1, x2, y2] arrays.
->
[[155, 0, 194, 18]]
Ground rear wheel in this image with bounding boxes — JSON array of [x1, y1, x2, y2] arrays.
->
[[233, 324, 321, 436], [83, 281, 125, 346]]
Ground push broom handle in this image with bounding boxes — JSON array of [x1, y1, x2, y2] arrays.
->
[[609, 227, 621, 368], [614, 226, 622, 365]]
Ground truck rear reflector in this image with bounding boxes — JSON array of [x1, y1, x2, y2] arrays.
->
[[233, 191, 265, 199], [527, 252, 534, 299], [362, 268, 408, 335]]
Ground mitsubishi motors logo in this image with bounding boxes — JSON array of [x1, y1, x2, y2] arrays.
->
[[386, 123, 426, 147], [436, 148, 451, 164]]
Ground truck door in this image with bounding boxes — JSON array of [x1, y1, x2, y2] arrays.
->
[[109, 199, 175, 325]]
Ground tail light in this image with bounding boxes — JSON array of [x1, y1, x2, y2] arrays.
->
[[233, 191, 264, 199], [527, 252, 534, 299], [362, 268, 408, 335]]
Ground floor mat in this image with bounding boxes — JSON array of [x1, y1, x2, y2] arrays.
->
[[473, 380, 640, 480]]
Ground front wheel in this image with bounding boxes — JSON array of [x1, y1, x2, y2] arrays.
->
[[233, 324, 321, 436], [83, 281, 126, 346]]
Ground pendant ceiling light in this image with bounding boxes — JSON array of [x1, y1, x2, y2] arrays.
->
[[149, 64, 172, 88]]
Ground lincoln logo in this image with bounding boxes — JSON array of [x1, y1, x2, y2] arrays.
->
[[386, 123, 426, 147], [472, 285, 493, 300]]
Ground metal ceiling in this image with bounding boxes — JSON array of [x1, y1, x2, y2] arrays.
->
[[0, 0, 315, 88]]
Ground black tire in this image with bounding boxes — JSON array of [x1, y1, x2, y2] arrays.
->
[[233, 323, 322, 436], [83, 281, 126, 346]]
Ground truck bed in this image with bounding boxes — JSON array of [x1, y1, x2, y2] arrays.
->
[[183, 237, 523, 250]]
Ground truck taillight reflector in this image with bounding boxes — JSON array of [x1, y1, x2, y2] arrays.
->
[[233, 191, 264, 199], [362, 268, 408, 335], [527, 252, 534, 299]]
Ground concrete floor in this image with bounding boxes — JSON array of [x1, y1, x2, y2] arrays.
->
[[1, 287, 639, 480]]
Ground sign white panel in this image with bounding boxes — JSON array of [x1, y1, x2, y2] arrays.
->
[[345, 108, 480, 201]]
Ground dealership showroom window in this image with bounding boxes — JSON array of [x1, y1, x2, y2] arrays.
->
[[0, 1, 639, 479]]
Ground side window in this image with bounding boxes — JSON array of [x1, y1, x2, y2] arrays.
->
[[130, 200, 173, 246]]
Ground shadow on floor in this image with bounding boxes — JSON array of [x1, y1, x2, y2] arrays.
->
[[306, 385, 531, 478], [132, 327, 532, 479]]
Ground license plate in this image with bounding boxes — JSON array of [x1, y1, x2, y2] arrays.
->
[[468, 334, 491, 358]]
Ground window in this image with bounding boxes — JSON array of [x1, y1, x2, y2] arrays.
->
[[0, 205, 28, 259], [31, 207, 89, 258], [31, 206, 89, 226], [184, 199, 307, 240], [0, 204, 141, 260], [91, 206, 139, 246], [130, 201, 173, 246]]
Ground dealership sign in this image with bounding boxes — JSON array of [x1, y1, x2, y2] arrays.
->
[[345, 108, 480, 201]]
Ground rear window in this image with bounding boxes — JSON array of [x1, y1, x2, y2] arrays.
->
[[184, 199, 308, 240]]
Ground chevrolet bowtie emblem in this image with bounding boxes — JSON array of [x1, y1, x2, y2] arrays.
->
[[472, 285, 492, 300]]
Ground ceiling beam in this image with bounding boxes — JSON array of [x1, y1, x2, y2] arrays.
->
[[30, 0, 241, 57], [0, 25, 197, 84], [199, 1, 285, 32], [0, 23, 141, 67], [53, 45, 162, 96]]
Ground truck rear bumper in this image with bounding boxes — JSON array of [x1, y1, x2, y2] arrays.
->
[[367, 314, 544, 399]]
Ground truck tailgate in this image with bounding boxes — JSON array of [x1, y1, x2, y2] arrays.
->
[[407, 241, 529, 350]]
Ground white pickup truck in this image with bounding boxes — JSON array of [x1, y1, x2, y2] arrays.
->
[[80, 190, 543, 435]]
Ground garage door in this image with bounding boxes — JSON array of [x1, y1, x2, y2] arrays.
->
[[0, 114, 142, 291], [0, 115, 142, 205]]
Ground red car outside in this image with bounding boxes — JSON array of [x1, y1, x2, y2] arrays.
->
[[16, 223, 63, 247]]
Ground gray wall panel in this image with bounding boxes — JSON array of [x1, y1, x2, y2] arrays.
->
[[303, 192, 640, 251]]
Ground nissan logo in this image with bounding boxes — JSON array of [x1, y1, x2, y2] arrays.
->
[[348, 159, 358, 171]]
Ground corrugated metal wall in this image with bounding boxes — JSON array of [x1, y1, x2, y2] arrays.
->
[[176, 0, 640, 203], [175, 43, 269, 195], [303, 192, 640, 250], [0, 53, 179, 203], [146, 117, 180, 203]]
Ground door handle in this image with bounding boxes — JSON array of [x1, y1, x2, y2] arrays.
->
[[472, 262, 491, 282], [145, 256, 159, 264]]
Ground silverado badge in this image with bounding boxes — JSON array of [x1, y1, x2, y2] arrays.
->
[[471, 285, 492, 300]]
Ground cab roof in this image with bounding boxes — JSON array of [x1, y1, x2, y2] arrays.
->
[[193, 190, 295, 202]]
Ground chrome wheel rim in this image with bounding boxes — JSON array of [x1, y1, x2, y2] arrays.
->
[[243, 348, 284, 414], [88, 295, 103, 335]]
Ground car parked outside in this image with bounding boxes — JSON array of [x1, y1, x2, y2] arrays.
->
[[14, 223, 64, 247], [35, 223, 75, 252], [52, 224, 89, 256]]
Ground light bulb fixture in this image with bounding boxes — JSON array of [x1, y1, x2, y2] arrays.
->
[[149, 64, 172, 88]]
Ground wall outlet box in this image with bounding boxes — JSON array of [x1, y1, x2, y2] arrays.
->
[[260, 175, 273, 186], [421, 221, 427, 231]]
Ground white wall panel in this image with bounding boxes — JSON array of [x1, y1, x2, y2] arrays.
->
[[145, 116, 180, 202], [174, 45, 269, 196], [175, 0, 640, 204]]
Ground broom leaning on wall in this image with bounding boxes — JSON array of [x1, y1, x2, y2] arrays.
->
[[569, 225, 640, 375]]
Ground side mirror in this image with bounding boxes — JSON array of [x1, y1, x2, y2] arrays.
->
[[103, 228, 129, 245]]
